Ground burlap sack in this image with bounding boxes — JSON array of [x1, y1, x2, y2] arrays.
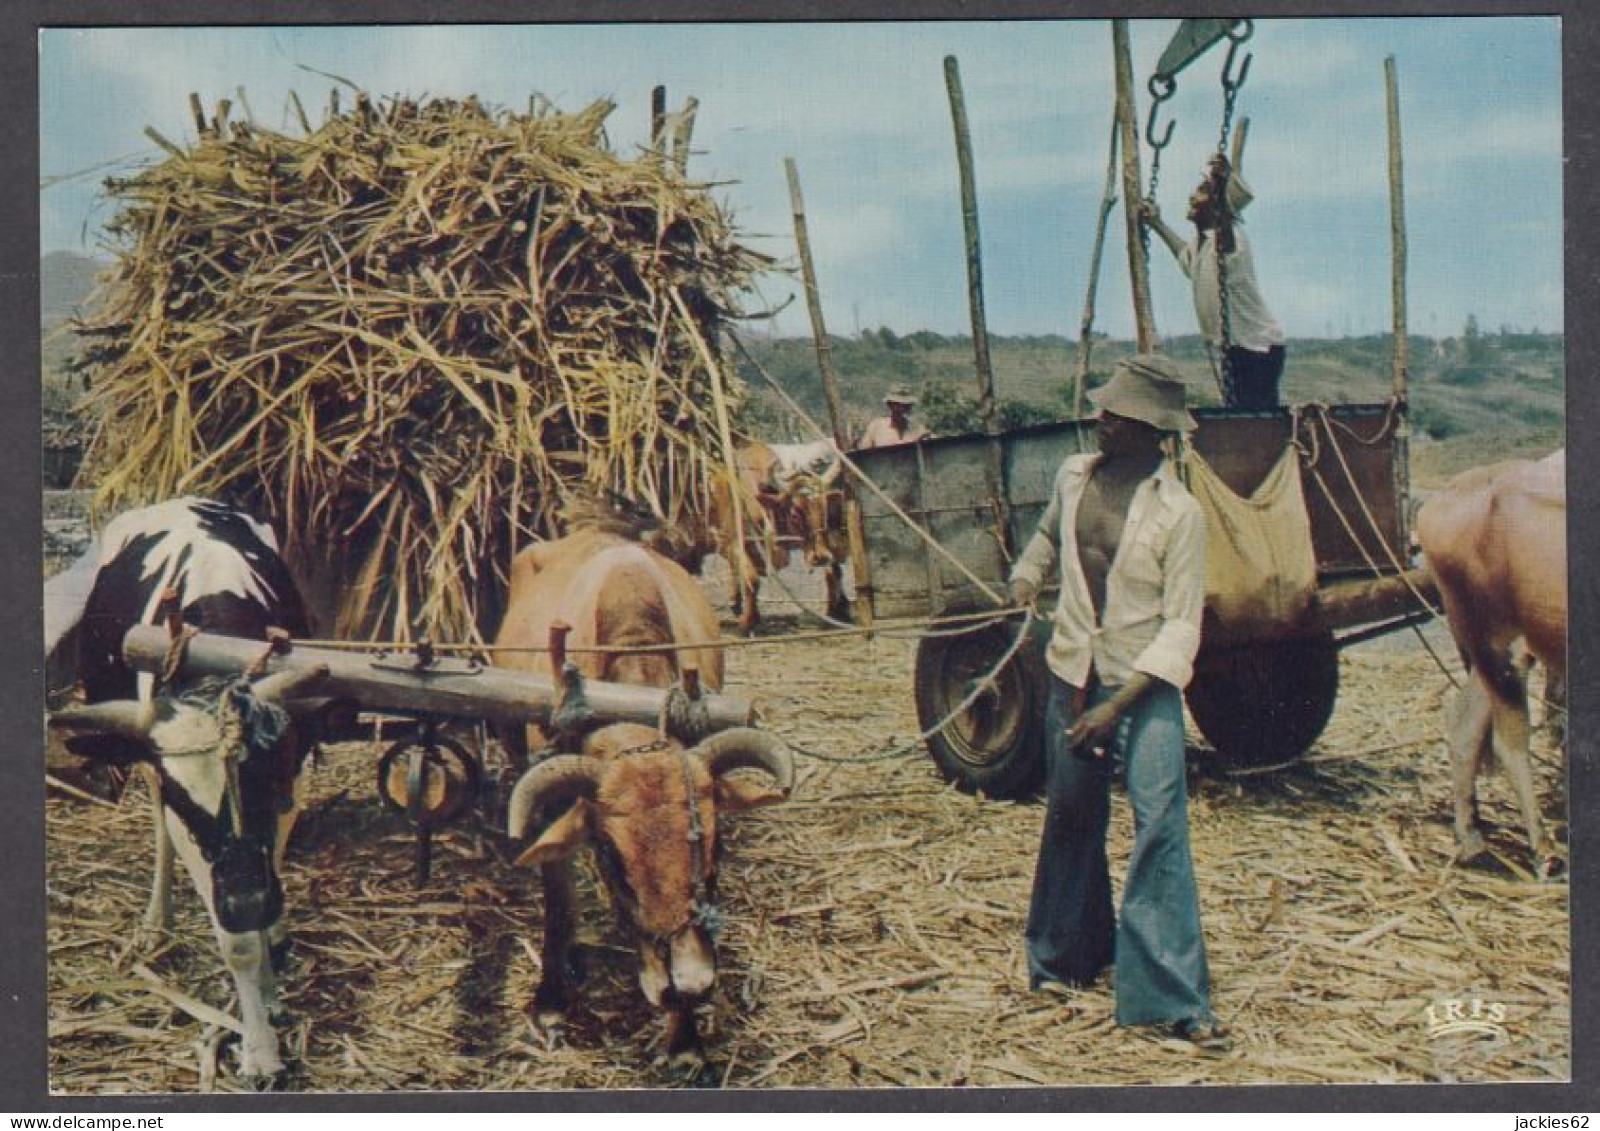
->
[[1184, 445, 1317, 635]]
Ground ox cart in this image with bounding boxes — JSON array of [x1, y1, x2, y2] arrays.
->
[[846, 401, 1434, 798]]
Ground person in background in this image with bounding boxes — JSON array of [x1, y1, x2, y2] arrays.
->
[[857, 385, 931, 448], [1144, 155, 1285, 410], [1008, 353, 1227, 1050]]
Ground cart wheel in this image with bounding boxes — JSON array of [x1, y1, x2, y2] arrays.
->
[[914, 614, 1048, 800], [376, 731, 482, 826], [1185, 633, 1340, 770]]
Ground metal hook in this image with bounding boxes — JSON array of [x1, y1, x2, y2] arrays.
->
[[1144, 95, 1175, 152], [1226, 18, 1254, 44], [1221, 36, 1253, 93]]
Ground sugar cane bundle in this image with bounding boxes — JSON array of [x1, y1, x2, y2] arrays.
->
[[72, 92, 769, 642]]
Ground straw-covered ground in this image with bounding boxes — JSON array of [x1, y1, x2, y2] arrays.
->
[[44, 561, 1569, 1095]]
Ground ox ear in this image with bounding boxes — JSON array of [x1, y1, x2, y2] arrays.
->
[[714, 775, 788, 814], [514, 799, 594, 868]]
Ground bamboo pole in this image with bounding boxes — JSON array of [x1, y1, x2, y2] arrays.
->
[[942, 56, 999, 432], [1385, 57, 1409, 400], [944, 55, 1013, 558], [1230, 115, 1250, 175], [784, 159, 848, 452], [1074, 112, 1121, 420], [1112, 20, 1158, 351], [651, 85, 668, 157], [671, 97, 699, 174], [785, 157, 873, 627], [1385, 56, 1413, 550]]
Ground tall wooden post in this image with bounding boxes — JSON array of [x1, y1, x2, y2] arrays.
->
[[1075, 112, 1121, 421], [1385, 57, 1409, 400], [787, 158, 876, 627], [944, 55, 1013, 561], [1385, 55, 1413, 550], [650, 85, 667, 156], [785, 159, 849, 452], [1113, 20, 1158, 352]]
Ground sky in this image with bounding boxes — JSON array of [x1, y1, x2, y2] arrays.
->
[[38, 18, 1564, 340]]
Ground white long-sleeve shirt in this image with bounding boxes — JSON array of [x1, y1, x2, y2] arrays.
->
[[1009, 454, 1207, 690], [1178, 227, 1284, 354]]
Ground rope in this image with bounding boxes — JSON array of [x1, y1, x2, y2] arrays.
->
[[658, 684, 714, 747], [1291, 405, 1459, 687], [289, 605, 1033, 659], [778, 609, 1037, 765]]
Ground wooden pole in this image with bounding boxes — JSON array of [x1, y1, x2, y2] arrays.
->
[[1075, 112, 1121, 420], [1113, 20, 1158, 351], [651, 85, 668, 155], [671, 97, 700, 174], [785, 159, 849, 452], [121, 627, 756, 732], [786, 158, 875, 627], [1230, 115, 1250, 175], [943, 56, 1000, 433], [945, 56, 1014, 565], [1385, 57, 1409, 400]]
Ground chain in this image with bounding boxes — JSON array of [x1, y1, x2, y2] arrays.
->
[[1141, 74, 1176, 274], [1212, 21, 1253, 405]]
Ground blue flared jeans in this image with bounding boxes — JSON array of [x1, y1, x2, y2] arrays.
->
[[1024, 674, 1215, 1027]]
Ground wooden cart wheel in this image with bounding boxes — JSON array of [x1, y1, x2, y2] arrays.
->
[[1184, 632, 1340, 771], [914, 614, 1049, 800]]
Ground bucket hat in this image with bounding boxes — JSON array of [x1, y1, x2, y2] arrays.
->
[[1088, 355, 1197, 433], [884, 384, 917, 406]]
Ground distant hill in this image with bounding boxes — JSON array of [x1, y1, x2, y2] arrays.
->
[[39, 253, 1562, 488], [41, 251, 108, 328], [729, 328, 1564, 488]]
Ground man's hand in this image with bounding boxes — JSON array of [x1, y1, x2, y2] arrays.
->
[[1068, 701, 1121, 759], [1010, 577, 1038, 609]]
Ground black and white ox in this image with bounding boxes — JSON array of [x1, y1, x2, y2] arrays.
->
[[48, 497, 322, 1087]]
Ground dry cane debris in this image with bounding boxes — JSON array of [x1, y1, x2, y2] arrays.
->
[[44, 607, 1570, 1094]]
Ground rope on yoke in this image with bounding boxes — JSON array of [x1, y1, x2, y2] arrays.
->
[[779, 608, 1038, 766], [290, 605, 1033, 657]]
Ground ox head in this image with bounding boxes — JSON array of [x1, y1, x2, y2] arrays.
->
[[49, 666, 327, 933], [507, 726, 793, 1009]]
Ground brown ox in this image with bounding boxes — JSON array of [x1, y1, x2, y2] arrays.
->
[[1416, 450, 1566, 873], [492, 529, 793, 1065], [708, 440, 850, 634]]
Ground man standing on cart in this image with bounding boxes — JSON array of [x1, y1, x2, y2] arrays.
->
[[1144, 156, 1286, 409], [1008, 353, 1227, 1049]]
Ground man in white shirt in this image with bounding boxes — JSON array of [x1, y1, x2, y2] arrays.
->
[[1145, 156, 1286, 410], [857, 385, 931, 449], [1008, 353, 1225, 1049]]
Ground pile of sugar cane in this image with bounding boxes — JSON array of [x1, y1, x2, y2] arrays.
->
[[73, 91, 768, 641]]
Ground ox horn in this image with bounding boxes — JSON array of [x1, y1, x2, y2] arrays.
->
[[817, 456, 843, 488], [48, 699, 157, 742], [506, 755, 602, 840], [693, 727, 795, 795], [249, 664, 331, 706]]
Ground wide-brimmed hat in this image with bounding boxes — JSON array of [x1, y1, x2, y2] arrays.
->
[[1088, 354, 1197, 434], [884, 384, 917, 406]]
